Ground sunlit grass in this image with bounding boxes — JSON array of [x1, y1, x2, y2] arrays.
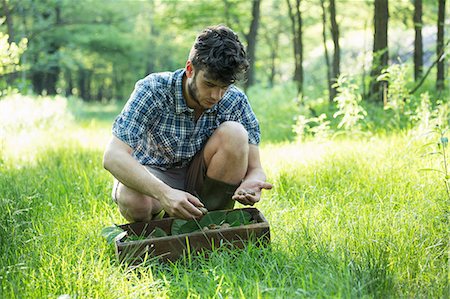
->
[[0, 95, 448, 298]]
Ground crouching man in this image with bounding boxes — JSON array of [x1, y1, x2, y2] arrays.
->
[[103, 25, 272, 221]]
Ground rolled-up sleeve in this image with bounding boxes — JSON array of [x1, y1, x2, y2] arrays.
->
[[240, 98, 261, 145]]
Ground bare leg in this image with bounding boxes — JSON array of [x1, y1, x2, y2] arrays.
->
[[114, 181, 162, 222], [203, 121, 249, 185]]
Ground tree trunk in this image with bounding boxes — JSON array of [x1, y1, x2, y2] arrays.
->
[[244, 0, 261, 90], [414, 0, 423, 81], [78, 68, 92, 101], [262, 1, 282, 87], [329, 0, 340, 100], [97, 82, 105, 102], [436, 0, 446, 92], [30, 5, 62, 95], [31, 70, 45, 95], [2, 0, 15, 43], [320, 0, 332, 101], [45, 44, 60, 95], [65, 70, 73, 96], [369, 0, 389, 104], [45, 5, 62, 95], [286, 0, 304, 94]]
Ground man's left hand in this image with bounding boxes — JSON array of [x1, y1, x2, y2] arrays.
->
[[232, 180, 272, 206]]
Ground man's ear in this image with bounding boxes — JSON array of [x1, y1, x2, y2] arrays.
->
[[185, 61, 195, 78]]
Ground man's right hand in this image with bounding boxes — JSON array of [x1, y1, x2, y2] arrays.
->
[[159, 188, 204, 219]]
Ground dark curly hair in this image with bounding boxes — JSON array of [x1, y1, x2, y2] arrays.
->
[[189, 25, 249, 85]]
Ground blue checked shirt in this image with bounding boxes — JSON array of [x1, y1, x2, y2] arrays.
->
[[112, 69, 260, 170]]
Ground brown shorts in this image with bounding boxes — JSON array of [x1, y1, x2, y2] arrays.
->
[[112, 148, 206, 202]]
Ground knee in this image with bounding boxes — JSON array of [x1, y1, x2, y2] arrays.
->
[[215, 121, 249, 153], [116, 186, 154, 222]]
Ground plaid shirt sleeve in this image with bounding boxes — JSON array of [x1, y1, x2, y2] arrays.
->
[[238, 94, 260, 145], [112, 79, 158, 149], [241, 101, 260, 145], [218, 89, 261, 145]]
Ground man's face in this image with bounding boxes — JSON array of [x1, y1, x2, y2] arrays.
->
[[187, 70, 230, 110]]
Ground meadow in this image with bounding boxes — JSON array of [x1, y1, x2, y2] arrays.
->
[[0, 94, 448, 298]]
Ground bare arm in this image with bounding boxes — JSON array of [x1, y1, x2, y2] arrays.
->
[[103, 135, 203, 219], [232, 144, 272, 205]]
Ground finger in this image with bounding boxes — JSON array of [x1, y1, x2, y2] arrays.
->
[[187, 194, 204, 207], [245, 194, 259, 204], [232, 194, 246, 201], [244, 189, 256, 196], [235, 189, 246, 196], [235, 195, 252, 206], [260, 182, 273, 190], [184, 197, 203, 217]]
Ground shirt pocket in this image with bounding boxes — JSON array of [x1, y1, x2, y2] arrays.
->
[[151, 130, 180, 160]]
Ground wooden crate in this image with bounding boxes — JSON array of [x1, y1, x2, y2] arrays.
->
[[115, 207, 270, 263]]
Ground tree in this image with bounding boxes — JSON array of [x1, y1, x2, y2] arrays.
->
[[260, 0, 284, 87], [286, 0, 303, 94], [329, 0, 340, 100], [413, 0, 423, 81], [369, 0, 389, 104], [244, 0, 261, 90], [1, 0, 15, 43], [0, 31, 27, 93], [320, 0, 340, 102], [436, 0, 446, 92], [320, 0, 332, 100]]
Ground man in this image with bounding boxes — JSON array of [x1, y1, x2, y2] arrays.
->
[[103, 25, 272, 221]]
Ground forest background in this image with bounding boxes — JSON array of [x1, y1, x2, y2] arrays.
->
[[0, 0, 449, 298], [1, 0, 448, 130]]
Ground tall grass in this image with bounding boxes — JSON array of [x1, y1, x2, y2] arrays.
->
[[0, 95, 448, 298]]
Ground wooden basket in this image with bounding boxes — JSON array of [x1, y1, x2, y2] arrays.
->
[[115, 207, 270, 263]]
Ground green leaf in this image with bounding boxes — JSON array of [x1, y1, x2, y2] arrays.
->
[[150, 227, 167, 238], [171, 219, 187, 235], [199, 210, 227, 228], [101, 226, 126, 244], [178, 219, 202, 234], [124, 234, 148, 242], [226, 210, 252, 227]]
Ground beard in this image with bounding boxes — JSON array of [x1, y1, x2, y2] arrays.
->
[[187, 73, 202, 108]]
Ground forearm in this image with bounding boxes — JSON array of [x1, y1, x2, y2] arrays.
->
[[103, 149, 171, 201]]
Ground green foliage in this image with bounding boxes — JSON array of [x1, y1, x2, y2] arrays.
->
[[332, 74, 367, 131], [377, 64, 413, 128], [0, 31, 27, 95], [293, 113, 331, 142], [292, 74, 369, 142], [101, 226, 126, 244], [101, 210, 253, 244], [171, 210, 253, 235], [0, 33, 27, 76], [420, 125, 450, 202], [247, 82, 299, 143]]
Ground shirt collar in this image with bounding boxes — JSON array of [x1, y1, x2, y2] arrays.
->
[[174, 69, 191, 114], [174, 69, 218, 114]]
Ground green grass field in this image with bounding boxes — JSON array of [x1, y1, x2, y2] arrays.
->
[[0, 95, 448, 298]]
